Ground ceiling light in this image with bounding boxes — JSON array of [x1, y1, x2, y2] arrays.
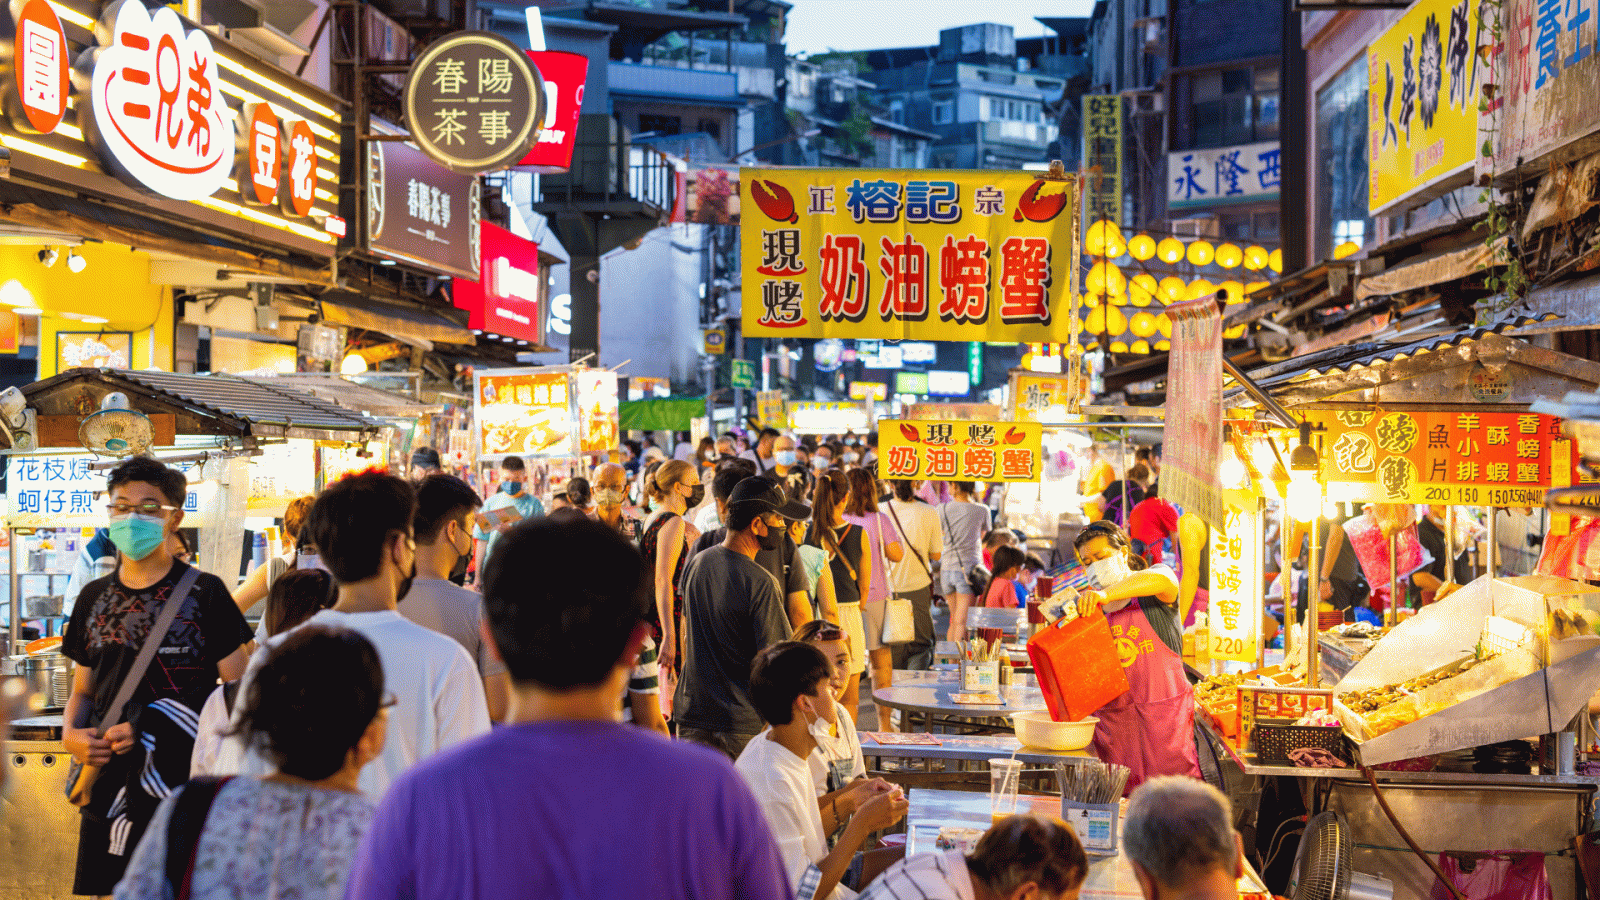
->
[[12, 307, 42, 316], [37, 247, 57, 267], [66, 250, 85, 273]]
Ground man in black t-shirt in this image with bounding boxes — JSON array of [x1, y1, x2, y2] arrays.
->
[[685, 462, 819, 627], [60, 456, 252, 897]]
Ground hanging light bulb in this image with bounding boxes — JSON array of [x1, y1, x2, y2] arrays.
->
[[1156, 237, 1185, 264], [1186, 239, 1215, 267], [1287, 421, 1322, 522], [1269, 248, 1284, 274], [1127, 233, 1156, 261], [1214, 242, 1243, 268], [1243, 245, 1269, 271]]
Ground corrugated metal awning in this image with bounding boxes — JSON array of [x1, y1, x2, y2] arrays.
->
[[1354, 239, 1497, 300], [320, 296, 475, 347], [112, 371, 380, 438], [243, 375, 443, 418]]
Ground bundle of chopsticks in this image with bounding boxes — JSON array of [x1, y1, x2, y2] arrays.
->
[[1054, 761, 1129, 805]]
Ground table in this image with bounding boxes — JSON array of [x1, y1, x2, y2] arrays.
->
[[905, 788, 1269, 899], [859, 732, 1092, 767], [872, 668, 1046, 733]]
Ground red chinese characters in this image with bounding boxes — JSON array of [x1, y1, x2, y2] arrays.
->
[[280, 118, 317, 218], [885, 444, 919, 477], [88, 1, 235, 200], [818, 234, 870, 322], [878, 235, 928, 320], [938, 234, 989, 323], [998, 236, 1052, 324], [925, 445, 959, 479]]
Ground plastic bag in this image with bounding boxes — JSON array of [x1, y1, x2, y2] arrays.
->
[[1428, 851, 1552, 900]]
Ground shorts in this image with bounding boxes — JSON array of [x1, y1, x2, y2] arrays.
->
[[860, 601, 885, 653], [940, 565, 974, 597], [838, 601, 867, 673]]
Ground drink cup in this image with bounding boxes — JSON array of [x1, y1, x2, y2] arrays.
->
[[989, 757, 1023, 823]]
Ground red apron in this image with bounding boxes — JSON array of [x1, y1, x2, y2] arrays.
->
[[1090, 596, 1201, 792]]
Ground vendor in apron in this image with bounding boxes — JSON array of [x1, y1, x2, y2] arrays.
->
[[1072, 520, 1201, 791]]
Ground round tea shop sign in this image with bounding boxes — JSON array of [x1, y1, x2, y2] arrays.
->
[[403, 30, 546, 175]]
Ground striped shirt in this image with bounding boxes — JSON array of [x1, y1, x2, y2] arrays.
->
[[621, 637, 660, 723], [856, 850, 976, 900]]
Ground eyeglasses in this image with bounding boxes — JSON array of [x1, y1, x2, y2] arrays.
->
[[106, 501, 177, 517], [810, 622, 846, 640]]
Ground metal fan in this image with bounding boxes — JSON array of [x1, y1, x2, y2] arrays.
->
[[77, 392, 153, 459], [1289, 810, 1353, 900]]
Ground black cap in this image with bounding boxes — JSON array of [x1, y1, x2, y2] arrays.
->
[[411, 447, 441, 468], [727, 475, 810, 520]]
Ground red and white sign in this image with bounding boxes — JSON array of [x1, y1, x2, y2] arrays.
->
[[87, 0, 235, 200], [280, 117, 316, 217], [237, 102, 279, 205], [516, 51, 587, 174], [453, 221, 544, 344], [11, 0, 66, 134]]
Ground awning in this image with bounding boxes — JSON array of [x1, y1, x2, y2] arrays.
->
[[1516, 273, 1600, 333], [620, 396, 707, 431], [319, 296, 475, 347], [1354, 239, 1497, 300], [242, 375, 444, 418]]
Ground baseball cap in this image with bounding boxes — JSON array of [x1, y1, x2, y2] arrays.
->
[[727, 476, 810, 520], [411, 447, 441, 469]]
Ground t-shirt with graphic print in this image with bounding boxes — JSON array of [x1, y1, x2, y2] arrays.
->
[[62, 561, 252, 729]]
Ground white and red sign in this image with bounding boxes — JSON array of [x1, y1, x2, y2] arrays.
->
[[281, 117, 317, 217], [453, 221, 544, 344], [237, 102, 279, 205], [87, 0, 236, 200], [10, 0, 66, 134], [516, 50, 587, 174]]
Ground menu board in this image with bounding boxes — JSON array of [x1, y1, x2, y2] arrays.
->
[[573, 369, 619, 455], [476, 370, 574, 458], [878, 419, 1043, 483]]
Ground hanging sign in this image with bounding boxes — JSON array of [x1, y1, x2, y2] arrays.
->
[[789, 401, 868, 433], [1009, 372, 1079, 423], [1208, 505, 1262, 663], [403, 30, 545, 175], [1306, 408, 1585, 506], [574, 369, 618, 454], [86, 0, 236, 201], [517, 50, 587, 174], [366, 137, 481, 279], [475, 369, 573, 458], [280, 118, 317, 217], [878, 419, 1043, 483], [1082, 95, 1122, 231], [6, 453, 209, 528], [452, 221, 544, 344], [756, 391, 787, 430], [741, 168, 1080, 341], [3, 0, 67, 134], [849, 381, 887, 401], [236, 102, 280, 205]]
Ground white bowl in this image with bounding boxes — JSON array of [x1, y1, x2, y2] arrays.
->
[[1011, 710, 1098, 751]]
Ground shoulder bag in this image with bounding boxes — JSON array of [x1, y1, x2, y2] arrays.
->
[[66, 566, 202, 807], [165, 776, 233, 900], [940, 504, 990, 597], [873, 512, 914, 644]]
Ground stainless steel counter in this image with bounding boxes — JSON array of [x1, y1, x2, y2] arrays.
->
[[2, 735, 80, 900]]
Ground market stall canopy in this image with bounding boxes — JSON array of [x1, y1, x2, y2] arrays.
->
[[1222, 313, 1595, 410], [2, 368, 383, 449], [619, 396, 707, 432], [242, 375, 443, 419], [318, 294, 475, 347]]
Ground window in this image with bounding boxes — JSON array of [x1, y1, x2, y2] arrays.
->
[[1185, 65, 1279, 149], [932, 100, 954, 125], [1315, 59, 1371, 261], [639, 114, 681, 136], [697, 118, 721, 141]]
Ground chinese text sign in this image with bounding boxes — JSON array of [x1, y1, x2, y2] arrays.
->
[[1208, 505, 1262, 664], [1082, 95, 1122, 230], [1166, 141, 1282, 210], [475, 370, 574, 458], [877, 420, 1044, 483], [1162, 298, 1225, 533], [1483, 0, 1600, 177]]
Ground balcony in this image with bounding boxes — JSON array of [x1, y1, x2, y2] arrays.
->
[[536, 118, 676, 218], [983, 119, 1058, 147], [609, 61, 744, 106]]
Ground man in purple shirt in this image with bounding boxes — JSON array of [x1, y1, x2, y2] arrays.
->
[[345, 517, 794, 900]]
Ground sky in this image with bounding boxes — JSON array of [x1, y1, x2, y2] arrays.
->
[[783, 0, 1096, 57]]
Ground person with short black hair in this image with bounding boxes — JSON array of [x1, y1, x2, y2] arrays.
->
[[976, 544, 1028, 644], [742, 426, 782, 474], [409, 447, 442, 483], [695, 457, 757, 532], [472, 456, 544, 567], [675, 478, 805, 760], [737, 641, 908, 900], [858, 814, 1089, 900], [62, 456, 253, 898], [939, 481, 992, 642], [232, 495, 318, 615], [1122, 778, 1243, 900], [116, 626, 387, 900], [688, 459, 818, 630], [219, 472, 489, 802], [401, 475, 509, 722], [347, 518, 792, 900]]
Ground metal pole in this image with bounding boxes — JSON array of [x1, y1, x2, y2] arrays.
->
[[1257, 496, 1267, 670], [1282, 504, 1296, 661], [1119, 434, 1129, 526], [1387, 532, 1398, 628], [6, 528, 15, 657], [1305, 512, 1321, 689], [1444, 505, 1456, 586]]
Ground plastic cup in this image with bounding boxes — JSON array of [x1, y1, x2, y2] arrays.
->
[[989, 758, 1023, 823]]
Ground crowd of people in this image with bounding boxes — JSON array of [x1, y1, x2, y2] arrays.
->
[[20, 426, 1271, 900]]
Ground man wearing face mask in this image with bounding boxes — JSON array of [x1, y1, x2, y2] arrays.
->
[[771, 434, 800, 479], [592, 462, 642, 542], [741, 427, 782, 475], [689, 462, 817, 630], [675, 478, 806, 760], [217, 471, 490, 803], [399, 475, 510, 722], [473, 456, 544, 569]]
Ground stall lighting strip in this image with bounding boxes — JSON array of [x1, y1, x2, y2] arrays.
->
[[6, 135, 88, 168], [45, 0, 92, 30], [194, 196, 336, 244], [214, 56, 340, 122]]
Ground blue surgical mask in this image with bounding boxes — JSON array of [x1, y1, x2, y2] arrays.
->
[[501, 481, 523, 495], [775, 450, 797, 467], [109, 514, 167, 561], [842, 452, 858, 464]]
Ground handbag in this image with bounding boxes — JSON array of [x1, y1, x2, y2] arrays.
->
[[874, 513, 914, 644], [939, 504, 991, 597], [66, 567, 202, 807]]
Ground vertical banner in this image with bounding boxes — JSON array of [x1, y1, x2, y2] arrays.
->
[[1162, 297, 1224, 532], [1208, 504, 1263, 663], [1081, 94, 1123, 231]]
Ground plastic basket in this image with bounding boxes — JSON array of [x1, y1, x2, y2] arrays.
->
[[1254, 724, 1348, 765]]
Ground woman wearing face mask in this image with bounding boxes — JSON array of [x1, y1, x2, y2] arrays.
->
[[639, 460, 703, 685], [1071, 520, 1198, 790], [806, 470, 871, 726]]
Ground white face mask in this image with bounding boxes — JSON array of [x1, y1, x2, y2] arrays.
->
[[804, 696, 847, 755], [1086, 555, 1132, 590]]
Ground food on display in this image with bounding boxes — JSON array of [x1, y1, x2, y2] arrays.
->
[[1195, 673, 1243, 711], [1550, 607, 1599, 640]]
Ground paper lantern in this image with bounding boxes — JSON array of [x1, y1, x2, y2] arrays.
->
[[1109, 340, 1130, 353], [1085, 219, 1123, 257], [1159, 276, 1187, 303], [1106, 288, 1128, 306], [1086, 261, 1126, 295], [1103, 305, 1128, 336], [1127, 233, 1157, 261], [1214, 242, 1243, 268], [1186, 239, 1215, 267], [1333, 241, 1359, 260], [1157, 312, 1173, 337], [1243, 245, 1269, 271], [1186, 277, 1217, 301], [1131, 339, 1151, 355], [1225, 323, 1247, 340], [1084, 306, 1106, 335], [1155, 339, 1171, 351], [1128, 273, 1158, 306], [1219, 280, 1245, 305], [1269, 248, 1283, 273], [1130, 310, 1159, 337], [1156, 237, 1185, 264]]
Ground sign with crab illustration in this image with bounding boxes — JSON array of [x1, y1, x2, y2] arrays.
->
[[877, 419, 1043, 483]]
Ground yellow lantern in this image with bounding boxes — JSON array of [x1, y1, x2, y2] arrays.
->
[[1219, 280, 1245, 305], [1245, 280, 1269, 295], [1085, 219, 1109, 256], [1106, 288, 1128, 306], [1131, 339, 1151, 355], [1084, 306, 1106, 335], [1110, 340, 1130, 353], [1243, 245, 1269, 271], [1156, 237, 1185, 264], [1187, 277, 1217, 301], [1086, 261, 1126, 296], [1130, 311, 1159, 338], [1214, 242, 1243, 269], [1128, 273, 1158, 307], [1224, 323, 1247, 340], [1155, 339, 1171, 351], [1128, 233, 1157, 261], [1103, 305, 1128, 336], [1333, 241, 1359, 259], [1157, 312, 1173, 337], [1082, 291, 1101, 307], [1269, 248, 1283, 273], [1186, 239, 1215, 267], [1159, 276, 1187, 303]]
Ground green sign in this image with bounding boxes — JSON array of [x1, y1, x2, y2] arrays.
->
[[895, 371, 929, 395], [967, 342, 983, 387], [731, 358, 757, 390]]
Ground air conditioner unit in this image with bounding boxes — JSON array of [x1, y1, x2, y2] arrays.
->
[[206, 0, 316, 57], [1169, 216, 1219, 238]]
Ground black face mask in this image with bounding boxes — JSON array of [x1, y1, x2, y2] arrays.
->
[[449, 526, 472, 582], [685, 484, 706, 508], [756, 519, 785, 552]]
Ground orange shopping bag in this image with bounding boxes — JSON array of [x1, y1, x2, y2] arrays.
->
[[1026, 609, 1130, 722]]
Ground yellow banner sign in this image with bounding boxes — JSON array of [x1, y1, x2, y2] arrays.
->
[[1009, 372, 1081, 423], [741, 168, 1079, 341], [877, 419, 1043, 483], [1208, 504, 1262, 663], [1366, 0, 1481, 214]]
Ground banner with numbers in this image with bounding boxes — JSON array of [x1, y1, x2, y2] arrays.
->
[[1208, 504, 1262, 664], [877, 419, 1043, 483], [741, 168, 1079, 341], [1306, 408, 1584, 506]]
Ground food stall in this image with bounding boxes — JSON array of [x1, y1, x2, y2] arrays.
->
[[472, 365, 619, 499], [786, 401, 870, 436]]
